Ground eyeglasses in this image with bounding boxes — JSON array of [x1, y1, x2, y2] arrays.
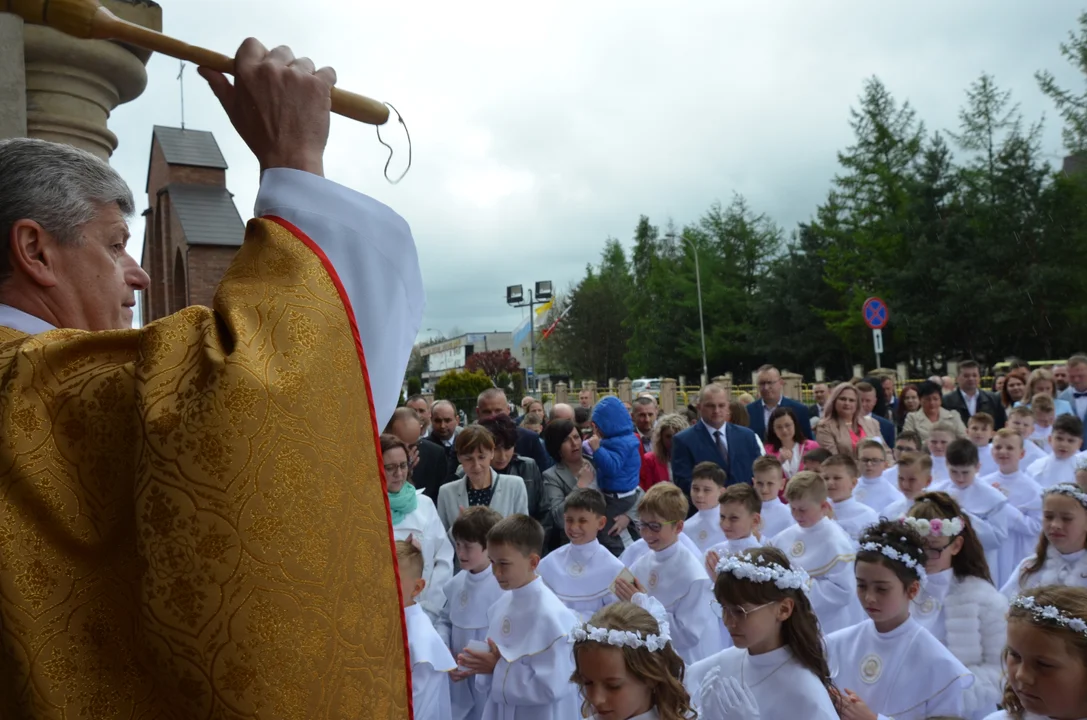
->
[[923, 543, 951, 560], [859, 458, 885, 465], [634, 520, 678, 533], [383, 462, 410, 474], [712, 600, 776, 621]]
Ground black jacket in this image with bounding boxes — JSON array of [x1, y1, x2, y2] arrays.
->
[[414, 437, 456, 502], [942, 389, 1007, 430]]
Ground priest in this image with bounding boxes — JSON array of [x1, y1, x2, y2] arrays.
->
[[0, 39, 422, 718]]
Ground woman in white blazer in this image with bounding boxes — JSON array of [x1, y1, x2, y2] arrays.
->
[[437, 424, 527, 532]]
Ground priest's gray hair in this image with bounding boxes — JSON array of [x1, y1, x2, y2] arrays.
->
[[0, 137, 135, 285]]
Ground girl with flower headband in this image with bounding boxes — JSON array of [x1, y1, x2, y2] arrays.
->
[[987, 585, 1087, 720], [1003, 483, 1087, 597], [685, 547, 840, 719], [825, 518, 975, 720], [908, 492, 1008, 719], [570, 595, 695, 720]]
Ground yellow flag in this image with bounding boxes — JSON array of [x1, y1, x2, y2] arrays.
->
[[535, 298, 554, 316]]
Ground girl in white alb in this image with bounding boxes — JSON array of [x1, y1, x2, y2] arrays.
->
[[905, 493, 1008, 719], [685, 548, 840, 719], [825, 518, 974, 720], [570, 595, 697, 720], [983, 585, 1087, 720], [1003, 484, 1087, 597]]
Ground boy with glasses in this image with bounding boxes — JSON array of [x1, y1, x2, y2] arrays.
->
[[853, 438, 906, 515]]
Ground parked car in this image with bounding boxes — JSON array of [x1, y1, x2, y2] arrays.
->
[[631, 378, 662, 397]]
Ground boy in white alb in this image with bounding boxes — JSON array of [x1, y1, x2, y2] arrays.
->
[[927, 422, 958, 488], [1007, 406, 1050, 470], [979, 429, 1044, 586], [617, 483, 723, 664], [853, 439, 905, 515], [967, 412, 998, 476], [946, 438, 1014, 582], [880, 431, 923, 496], [753, 456, 795, 539], [1028, 415, 1086, 487], [704, 483, 764, 579], [437, 506, 506, 720], [769, 471, 863, 634], [1029, 394, 1057, 453], [619, 529, 701, 568], [682, 462, 728, 553], [399, 537, 456, 720], [458, 514, 579, 720], [883, 451, 933, 519], [537, 488, 624, 621], [822, 454, 879, 542]]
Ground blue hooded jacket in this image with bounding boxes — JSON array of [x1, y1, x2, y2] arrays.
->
[[590, 396, 642, 494]]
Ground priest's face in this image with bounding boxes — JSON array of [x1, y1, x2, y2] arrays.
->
[[41, 202, 149, 330], [1006, 618, 1087, 720]]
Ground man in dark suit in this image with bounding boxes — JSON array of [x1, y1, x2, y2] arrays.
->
[[1057, 354, 1087, 450], [673, 383, 763, 514], [385, 406, 452, 502], [942, 360, 1006, 430], [857, 381, 896, 447], [807, 382, 829, 425], [746, 365, 813, 442], [477, 387, 554, 470], [425, 399, 462, 486]]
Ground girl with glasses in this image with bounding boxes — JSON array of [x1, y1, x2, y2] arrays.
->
[[907, 493, 1008, 718], [381, 433, 454, 625], [825, 518, 974, 720], [685, 547, 840, 719]]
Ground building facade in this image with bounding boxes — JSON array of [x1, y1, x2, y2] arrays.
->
[[419, 332, 513, 388]]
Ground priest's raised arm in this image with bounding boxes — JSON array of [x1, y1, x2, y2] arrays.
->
[[0, 39, 421, 719]]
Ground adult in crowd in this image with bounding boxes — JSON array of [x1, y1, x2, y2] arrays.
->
[[1058, 354, 1087, 449], [764, 406, 821, 479], [746, 364, 813, 442], [405, 394, 431, 435], [385, 407, 451, 502], [999, 367, 1030, 410], [476, 387, 553, 470], [631, 395, 659, 454], [0, 39, 422, 714], [942, 360, 1006, 430], [549, 402, 575, 424], [941, 376, 956, 393], [815, 383, 882, 456], [578, 388, 595, 409], [858, 378, 896, 446], [639, 412, 689, 489], [895, 383, 921, 434], [881, 376, 898, 418], [381, 434, 453, 623], [902, 380, 966, 443], [425, 399, 462, 480], [455, 414, 545, 521], [516, 395, 536, 424], [992, 373, 1006, 395], [671, 383, 763, 495], [436, 424, 527, 532], [1023, 368, 1073, 416], [808, 382, 829, 424], [540, 419, 597, 549], [1054, 363, 1070, 393]]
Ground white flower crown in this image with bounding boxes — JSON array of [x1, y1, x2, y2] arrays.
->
[[858, 541, 928, 585], [1012, 595, 1087, 637], [1076, 456, 1087, 473], [714, 554, 811, 595], [570, 593, 671, 652], [1044, 483, 1087, 510], [901, 516, 963, 538]]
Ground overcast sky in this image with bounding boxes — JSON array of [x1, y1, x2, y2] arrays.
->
[[109, 1, 1083, 339]]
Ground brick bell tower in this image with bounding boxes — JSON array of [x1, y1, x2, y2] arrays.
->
[[141, 125, 244, 323]]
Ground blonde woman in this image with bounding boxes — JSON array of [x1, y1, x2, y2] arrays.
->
[[814, 383, 881, 456], [639, 413, 688, 489]]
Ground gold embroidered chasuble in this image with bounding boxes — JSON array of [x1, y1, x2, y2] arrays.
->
[[0, 218, 409, 719]]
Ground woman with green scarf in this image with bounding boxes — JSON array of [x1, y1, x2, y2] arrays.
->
[[382, 433, 454, 623]]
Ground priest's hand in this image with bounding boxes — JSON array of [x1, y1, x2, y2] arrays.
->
[[613, 576, 645, 602], [837, 689, 878, 720], [200, 38, 335, 177], [458, 639, 500, 675]]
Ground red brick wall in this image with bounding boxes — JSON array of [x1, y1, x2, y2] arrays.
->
[[186, 246, 238, 309]]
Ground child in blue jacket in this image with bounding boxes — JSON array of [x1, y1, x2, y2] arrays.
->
[[588, 396, 643, 556]]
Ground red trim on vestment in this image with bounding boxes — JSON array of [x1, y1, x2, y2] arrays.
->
[[264, 215, 414, 718]]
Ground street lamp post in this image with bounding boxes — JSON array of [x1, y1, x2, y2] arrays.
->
[[668, 232, 708, 385], [506, 281, 553, 392]]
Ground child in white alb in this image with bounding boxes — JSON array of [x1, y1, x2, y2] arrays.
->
[[1028, 415, 1086, 487], [825, 519, 974, 720], [752, 456, 795, 539], [984, 586, 1087, 720], [399, 537, 456, 720], [537, 488, 624, 622], [618, 529, 701, 568], [1007, 405, 1052, 472], [1003, 484, 1087, 597], [686, 549, 839, 719], [571, 594, 697, 720], [854, 439, 906, 515], [945, 439, 1013, 579], [437, 507, 507, 720], [615, 483, 722, 665], [682, 462, 728, 553], [769, 471, 863, 634], [880, 431, 923, 494], [927, 422, 959, 489], [968, 413, 999, 477], [457, 515, 579, 720], [979, 429, 1044, 585], [883, 451, 933, 519], [906, 495, 1008, 719], [822, 454, 879, 542], [704, 484, 764, 580], [1029, 394, 1057, 454]]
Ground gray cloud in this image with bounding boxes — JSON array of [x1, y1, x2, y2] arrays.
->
[[110, 1, 1082, 335]]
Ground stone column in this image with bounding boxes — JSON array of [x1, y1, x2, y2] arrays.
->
[[0, 14, 27, 138], [712, 374, 733, 397], [555, 382, 568, 404], [660, 378, 677, 413], [781, 372, 803, 401], [582, 380, 597, 400], [617, 378, 632, 403]]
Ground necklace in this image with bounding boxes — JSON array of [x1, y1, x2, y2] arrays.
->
[[740, 651, 791, 688]]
